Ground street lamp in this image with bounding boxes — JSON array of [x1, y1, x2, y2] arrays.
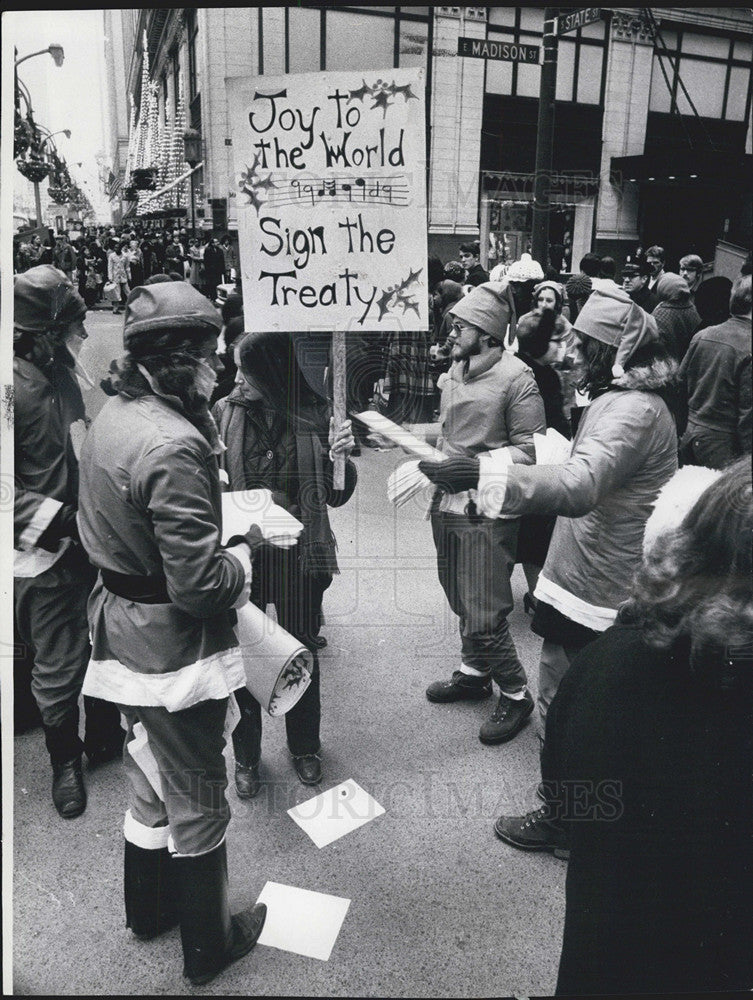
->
[[14, 44, 65, 69], [14, 44, 66, 227]]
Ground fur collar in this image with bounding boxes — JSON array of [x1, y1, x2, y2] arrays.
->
[[612, 353, 679, 392]]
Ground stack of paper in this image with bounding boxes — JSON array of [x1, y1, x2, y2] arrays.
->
[[533, 427, 572, 466], [221, 489, 304, 548], [387, 459, 437, 508]]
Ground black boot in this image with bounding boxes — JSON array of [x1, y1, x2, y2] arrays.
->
[[124, 825, 179, 939], [173, 840, 267, 985], [84, 696, 126, 767], [44, 714, 86, 819]]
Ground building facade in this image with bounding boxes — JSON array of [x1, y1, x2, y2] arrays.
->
[[106, 5, 752, 271]]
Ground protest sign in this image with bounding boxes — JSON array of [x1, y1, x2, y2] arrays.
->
[[227, 68, 428, 333]]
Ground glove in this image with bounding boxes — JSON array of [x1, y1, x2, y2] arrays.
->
[[37, 504, 80, 551], [225, 523, 265, 554], [418, 457, 480, 494]]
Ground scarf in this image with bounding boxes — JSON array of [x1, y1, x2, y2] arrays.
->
[[219, 396, 338, 576]]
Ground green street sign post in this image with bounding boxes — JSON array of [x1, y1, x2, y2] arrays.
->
[[457, 37, 540, 63], [556, 8, 602, 36]]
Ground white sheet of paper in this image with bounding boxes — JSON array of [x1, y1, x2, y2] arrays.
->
[[287, 779, 385, 849], [255, 881, 351, 961], [221, 489, 304, 546]]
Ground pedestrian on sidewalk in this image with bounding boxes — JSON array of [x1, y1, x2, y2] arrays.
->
[[213, 329, 357, 793], [423, 282, 546, 746], [652, 271, 701, 361], [107, 241, 130, 314], [551, 460, 753, 995], [420, 285, 679, 835], [13, 265, 125, 820], [678, 273, 751, 469], [77, 282, 268, 985]]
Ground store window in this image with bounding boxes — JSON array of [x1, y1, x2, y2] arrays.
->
[[325, 10, 395, 71], [649, 27, 751, 122], [576, 45, 603, 105], [288, 7, 321, 73], [399, 19, 429, 69], [556, 40, 576, 101], [726, 65, 751, 120]]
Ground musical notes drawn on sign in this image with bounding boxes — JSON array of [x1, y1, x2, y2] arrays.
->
[[271, 175, 411, 209]]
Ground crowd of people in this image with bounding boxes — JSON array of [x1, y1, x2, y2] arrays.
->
[[12, 225, 752, 993], [14, 224, 239, 312]]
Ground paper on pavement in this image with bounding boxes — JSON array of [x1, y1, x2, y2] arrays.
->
[[255, 881, 351, 961], [221, 489, 304, 546], [287, 779, 385, 849]]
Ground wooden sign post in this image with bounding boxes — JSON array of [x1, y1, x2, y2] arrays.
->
[[331, 329, 347, 490]]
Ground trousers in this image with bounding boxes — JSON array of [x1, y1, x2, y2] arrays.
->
[[14, 551, 92, 729], [119, 698, 230, 856], [431, 512, 526, 696], [537, 641, 579, 741], [233, 548, 330, 762]]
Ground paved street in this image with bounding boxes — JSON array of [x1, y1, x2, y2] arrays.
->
[[13, 305, 565, 997]]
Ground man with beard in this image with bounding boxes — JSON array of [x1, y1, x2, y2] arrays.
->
[[424, 282, 545, 746]]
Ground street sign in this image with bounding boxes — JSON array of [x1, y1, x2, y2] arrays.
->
[[556, 8, 602, 35], [457, 37, 540, 63]]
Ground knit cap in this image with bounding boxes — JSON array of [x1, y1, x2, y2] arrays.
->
[[14, 264, 86, 335], [449, 281, 514, 343], [572, 285, 659, 378], [506, 253, 545, 283], [123, 282, 222, 355], [533, 279, 564, 310], [654, 272, 692, 305]]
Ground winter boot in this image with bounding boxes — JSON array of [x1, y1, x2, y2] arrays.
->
[[44, 713, 86, 819], [124, 813, 179, 940], [173, 840, 267, 985]]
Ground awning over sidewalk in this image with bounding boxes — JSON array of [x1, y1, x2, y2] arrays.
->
[[610, 149, 752, 188]]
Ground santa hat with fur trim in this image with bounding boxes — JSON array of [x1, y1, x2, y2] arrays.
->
[[572, 284, 659, 378]]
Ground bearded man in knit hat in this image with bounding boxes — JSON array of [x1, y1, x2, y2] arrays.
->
[[13, 265, 125, 821], [424, 281, 546, 746], [76, 281, 269, 986]]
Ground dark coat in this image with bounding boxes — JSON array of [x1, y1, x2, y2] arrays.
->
[[203, 244, 226, 280], [628, 283, 657, 313], [465, 262, 489, 287], [546, 622, 753, 995]]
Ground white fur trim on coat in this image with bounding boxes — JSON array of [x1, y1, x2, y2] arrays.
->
[[82, 646, 247, 712], [642, 465, 722, 556], [123, 809, 170, 850], [534, 574, 617, 632]]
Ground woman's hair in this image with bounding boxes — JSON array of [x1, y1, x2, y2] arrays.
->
[[238, 329, 321, 417], [516, 309, 556, 360], [428, 255, 445, 292], [533, 282, 564, 315], [576, 333, 618, 397], [620, 458, 753, 686], [599, 256, 616, 279]]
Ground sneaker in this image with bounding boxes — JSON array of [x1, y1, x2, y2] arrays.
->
[[479, 689, 534, 744], [493, 805, 570, 859], [426, 671, 492, 703]]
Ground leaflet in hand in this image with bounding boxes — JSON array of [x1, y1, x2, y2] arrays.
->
[[533, 428, 572, 466], [221, 489, 304, 547], [352, 411, 445, 461]]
